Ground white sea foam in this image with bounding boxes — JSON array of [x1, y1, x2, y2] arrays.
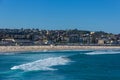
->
[[85, 51, 120, 55], [11, 56, 71, 71], [0, 52, 17, 55], [30, 50, 92, 53]]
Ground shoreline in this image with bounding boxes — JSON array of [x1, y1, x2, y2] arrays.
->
[[0, 46, 120, 53]]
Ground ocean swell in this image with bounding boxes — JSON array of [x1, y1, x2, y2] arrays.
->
[[85, 51, 120, 55], [11, 56, 71, 71]]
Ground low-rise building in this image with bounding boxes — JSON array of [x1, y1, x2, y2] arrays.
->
[[98, 39, 105, 45], [14, 39, 33, 46]]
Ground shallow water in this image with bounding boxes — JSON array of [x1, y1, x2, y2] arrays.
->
[[0, 50, 120, 80]]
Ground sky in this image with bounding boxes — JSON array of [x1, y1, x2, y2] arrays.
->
[[0, 0, 120, 33]]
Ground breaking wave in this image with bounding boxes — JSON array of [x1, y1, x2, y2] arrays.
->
[[11, 56, 71, 71], [85, 50, 120, 55]]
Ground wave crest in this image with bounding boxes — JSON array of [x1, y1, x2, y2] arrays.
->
[[11, 56, 71, 71], [85, 51, 120, 55]]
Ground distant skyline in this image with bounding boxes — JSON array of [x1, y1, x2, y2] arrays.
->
[[0, 0, 120, 34]]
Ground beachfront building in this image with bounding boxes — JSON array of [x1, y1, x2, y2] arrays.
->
[[69, 34, 80, 43], [98, 40, 105, 45], [14, 39, 33, 46], [2, 38, 15, 42], [0, 38, 15, 46]]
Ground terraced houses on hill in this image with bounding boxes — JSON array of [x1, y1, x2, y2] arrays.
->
[[0, 29, 120, 46]]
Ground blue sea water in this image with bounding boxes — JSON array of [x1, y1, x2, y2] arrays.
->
[[0, 50, 120, 80]]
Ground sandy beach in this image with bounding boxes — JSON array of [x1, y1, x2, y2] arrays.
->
[[0, 46, 120, 52]]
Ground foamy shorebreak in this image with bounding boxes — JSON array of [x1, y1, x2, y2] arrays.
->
[[0, 46, 120, 52]]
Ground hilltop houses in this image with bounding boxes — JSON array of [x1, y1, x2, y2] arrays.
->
[[0, 29, 119, 46]]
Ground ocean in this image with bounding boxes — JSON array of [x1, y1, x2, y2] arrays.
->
[[0, 50, 120, 80]]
